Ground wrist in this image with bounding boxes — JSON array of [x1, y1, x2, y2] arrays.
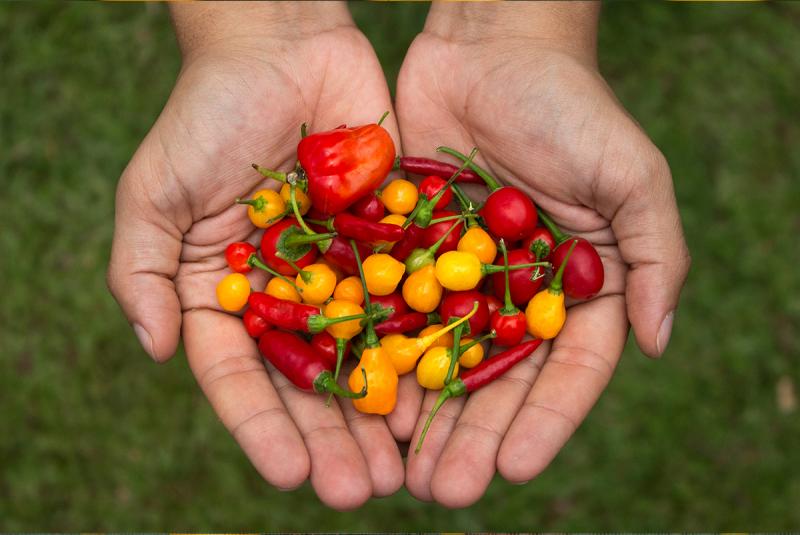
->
[[423, 1, 599, 66], [170, 2, 354, 61]]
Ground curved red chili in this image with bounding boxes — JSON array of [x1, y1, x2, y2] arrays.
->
[[248, 292, 368, 334], [390, 223, 424, 262], [332, 212, 404, 243], [374, 312, 437, 336], [258, 330, 366, 398], [323, 236, 371, 276], [396, 156, 482, 184], [349, 192, 385, 222]]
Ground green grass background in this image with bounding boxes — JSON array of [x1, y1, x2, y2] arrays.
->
[[2, 1, 799, 530]]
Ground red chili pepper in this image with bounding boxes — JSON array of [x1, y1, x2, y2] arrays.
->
[[350, 192, 386, 223], [491, 248, 545, 307], [369, 291, 409, 321], [522, 227, 555, 262], [298, 123, 396, 215], [225, 242, 257, 273], [260, 219, 335, 276], [485, 294, 502, 318], [390, 223, 423, 262], [243, 308, 270, 338], [418, 176, 453, 211], [438, 146, 538, 241], [310, 331, 351, 368], [258, 330, 366, 398], [537, 208, 604, 300], [332, 213, 404, 243], [248, 292, 368, 334], [489, 240, 527, 347], [323, 236, 372, 276], [415, 338, 543, 453], [395, 156, 483, 184], [420, 211, 463, 257], [375, 311, 439, 336], [440, 290, 489, 336]]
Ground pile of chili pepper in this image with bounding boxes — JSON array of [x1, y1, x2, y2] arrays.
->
[[216, 117, 605, 452]]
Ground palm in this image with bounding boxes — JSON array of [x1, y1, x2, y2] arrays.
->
[[115, 27, 405, 509], [395, 34, 650, 506]]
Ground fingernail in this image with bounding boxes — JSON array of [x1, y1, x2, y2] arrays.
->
[[656, 311, 674, 357], [133, 323, 156, 360], [511, 479, 531, 486]]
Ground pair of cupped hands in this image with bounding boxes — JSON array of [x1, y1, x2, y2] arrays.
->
[[107, 2, 690, 510]]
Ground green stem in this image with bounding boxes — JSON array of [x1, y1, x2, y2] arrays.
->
[[444, 322, 464, 385], [535, 206, 569, 244], [315, 369, 367, 399], [305, 218, 333, 230], [284, 231, 337, 247], [251, 163, 287, 183], [414, 380, 466, 454], [377, 111, 390, 126], [481, 261, 551, 276], [247, 255, 302, 291], [401, 200, 423, 230], [290, 182, 316, 237], [351, 240, 379, 348], [300, 122, 308, 138], [450, 184, 480, 228], [460, 330, 497, 353], [498, 239, 517, 314], [428, 213, 479, 226], [436, 146, 502, 192], [549, 239, 578, 295], [283, 257, 312, 284], [326, 337, 349, 407]]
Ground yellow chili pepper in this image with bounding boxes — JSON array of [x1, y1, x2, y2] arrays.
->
[[434, 250, 483, 291], [362, 253, 406, 296], [333, 276, 364, 305], [402, 264, 443, 313], [379, 303, 478, 374], [235, 189, 286, 229], [526, 240, 578, 339], [324, 299, 366, 340], [381, 179, 419, 215], [216, 273, 250, 312], [316, 257, 345, 284], [296, 263, 337, 305], [417, 346, 458, 390], [457, 226, 497, 264], [457, 331, 497, 368], [418, 324, 454, 349], [349, 345, 398, 415], [265, 276, 302, 303], [280, 183, 310, 215]]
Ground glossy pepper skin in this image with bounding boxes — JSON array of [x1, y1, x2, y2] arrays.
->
[[260, 219, 318, 276], [323, 236, 371, 276], [332, 212, 404, 244], [298, 124, 396, 215], [374, 312, 429, 336]]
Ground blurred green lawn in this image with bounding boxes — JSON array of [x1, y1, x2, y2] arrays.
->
[[2, 1, 799, 530]]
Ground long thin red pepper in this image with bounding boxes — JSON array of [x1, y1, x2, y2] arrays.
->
[[396, 156, 483, 184], [415, 338, 543, 453], [374, 311, 438, 336], [258, 330, 366, 398], [248, 292, 373, 334], [332, 212, 404, 243]]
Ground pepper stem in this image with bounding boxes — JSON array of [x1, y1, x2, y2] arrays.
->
[[289, 181, 317, 237], [415, 381, 463, 454], [251, 163, 287, 183], [429, 217, 464, 256], [416, 301, 479, 352], [444, 322, 464, 385], [413, 149, 479, 229], [247, 255, 302, 292], [326, 337, 350, 407], [450, 184, 477, 217], [535, 206, 569, 245], [499, 240, 517, 314], [481, 261, 551, 275], [315, 369, 367, 399], [300, 122, 308, 138], [550, 239, 578, 295], [351, 240, 379, 348], [283, 231, 337, 247], [459, 330, 497, 354], [282, 257, 313, 284], [436, 146, 502, 192], [377, 111, 390, 126]]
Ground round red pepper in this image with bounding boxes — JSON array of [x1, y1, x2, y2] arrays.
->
[[440, 290, 489, 336], [418, 176, 453, 211], [350, 192, 386, 222], [225, 242, 257, 273]]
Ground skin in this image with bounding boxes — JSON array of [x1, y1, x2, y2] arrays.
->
[[109, 1, 690, 509], [396, 2, 690, 507], [106, 2, 404, 510]]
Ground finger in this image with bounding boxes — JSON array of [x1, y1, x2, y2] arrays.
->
[[265, 355, 373, 511], [107, 166, 184, 362], [607, 147, 691, 357], [385, 371, 425, 442], [430, 339, 551, 508], [405, 389, 466, 502], [183, 309, 310, 490], [497, 294, 627, 483], [337, 362, 404, 498]]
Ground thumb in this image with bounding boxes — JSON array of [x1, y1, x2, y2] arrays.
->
[[107, 163, 184, 362], [610, 149, 691, 358]]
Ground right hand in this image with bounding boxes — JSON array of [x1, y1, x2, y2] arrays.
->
[[107, 3, 405, 510]]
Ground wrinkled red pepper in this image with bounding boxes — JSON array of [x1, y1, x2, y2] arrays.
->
[[298, 124, 396, 215]]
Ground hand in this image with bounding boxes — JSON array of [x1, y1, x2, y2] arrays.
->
[[106, 3, 404, 510], [395, 2, 691, 507]]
